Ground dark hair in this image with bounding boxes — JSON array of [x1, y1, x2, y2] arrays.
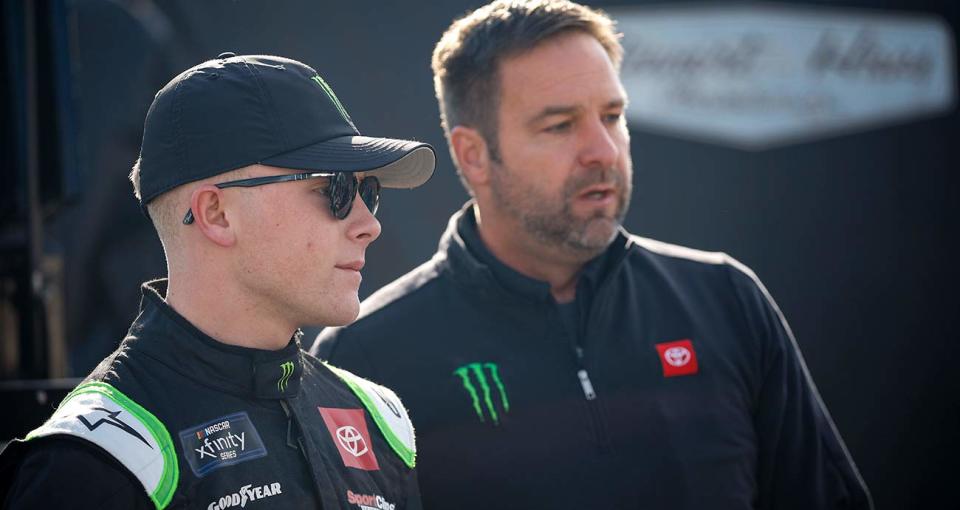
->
[[432, 0, 622, 165]]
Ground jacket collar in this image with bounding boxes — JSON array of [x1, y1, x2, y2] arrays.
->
[[125, 279, 303, 399], [438, 201, 631, 304]]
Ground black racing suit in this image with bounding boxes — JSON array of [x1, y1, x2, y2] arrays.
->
[[1, 280, 421, 510], [312, 203, 873, 510]]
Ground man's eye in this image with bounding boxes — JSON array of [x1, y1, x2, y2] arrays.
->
[[311, 177, 332, 195], [312, 183, 332, 197], [603, 112, 623, 124], [544, 121, 572, 133]]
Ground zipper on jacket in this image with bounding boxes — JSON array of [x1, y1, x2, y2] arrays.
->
[[280, 399, 340, 508], [577, 369, 597, 400], [279, 400, 323, 482], [279, 400, 301, 450], [574, 348, 597, 400], [571, 305, 612, 452]]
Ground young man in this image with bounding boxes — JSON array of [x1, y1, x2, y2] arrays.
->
[[0, 54, 434, 509], [312, 2, 873, 509]]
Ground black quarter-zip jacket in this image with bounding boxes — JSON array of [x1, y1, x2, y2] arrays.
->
[[311, 204, 872, 510], [1, 280, 421, 510]]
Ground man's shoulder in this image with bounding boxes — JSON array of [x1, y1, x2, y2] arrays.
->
[[0, 435, 155, 509], [625, 234, 784, 332], [361, 256, 448, 317], [317, 360, 418, 469], [317, 256, 448, 345], [11, 330, 179, 508], [629, 234, 730, 267], [20, 379, 179, 509], [625, 234, 759, 284]]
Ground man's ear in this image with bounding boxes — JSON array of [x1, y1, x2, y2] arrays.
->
[[449, 126, 492, 188], [190, 185, 236, 247]]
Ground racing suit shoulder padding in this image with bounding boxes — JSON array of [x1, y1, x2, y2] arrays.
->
[[323, 362, 417, 469], [25, 381, 179, 510]]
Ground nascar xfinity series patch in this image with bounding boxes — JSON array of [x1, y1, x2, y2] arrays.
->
[[178, 411, 267, 477]]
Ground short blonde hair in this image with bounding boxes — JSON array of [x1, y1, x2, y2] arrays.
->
[[130, 157, 185, 253]]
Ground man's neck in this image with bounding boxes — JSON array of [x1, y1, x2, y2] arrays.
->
[[164, 271, 295, 351], [475, 208, 584, 304]]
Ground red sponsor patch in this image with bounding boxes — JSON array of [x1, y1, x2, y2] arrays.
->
[[318, 407, 380, 471], [655, 339, 699, 377], [347, 490, 395, 509]]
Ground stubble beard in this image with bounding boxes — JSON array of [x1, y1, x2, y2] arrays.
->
[[489, 163, 632, 260]]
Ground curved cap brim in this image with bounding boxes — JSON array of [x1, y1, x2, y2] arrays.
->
[[261, 135, 436, 188]]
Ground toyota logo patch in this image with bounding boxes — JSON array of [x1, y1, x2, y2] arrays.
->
[[664, 346, 691, 367], [655, 339, 699, 377], [317, 407, 380, 471], [336, 425, 369, 457]]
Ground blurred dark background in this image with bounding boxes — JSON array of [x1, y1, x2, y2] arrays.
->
[[1, 1, 957, 508]]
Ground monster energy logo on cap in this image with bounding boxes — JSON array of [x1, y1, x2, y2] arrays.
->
[[310, 75, 356, 129], [278, 361, 295, 392], [453, 362, 510, 425]]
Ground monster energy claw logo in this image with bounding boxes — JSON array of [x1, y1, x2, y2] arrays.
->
[[310, 75, 355, 128], [278, 361, 295, 392], [453, 362, 510, 425]]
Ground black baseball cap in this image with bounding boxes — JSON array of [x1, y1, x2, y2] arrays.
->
[[136, 53, 436, 206]]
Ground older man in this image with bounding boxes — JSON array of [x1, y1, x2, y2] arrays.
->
[[313, 2, 872, 509], [0, 53, 434, 509]]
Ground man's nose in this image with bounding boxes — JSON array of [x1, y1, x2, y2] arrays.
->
[[578, 117, 620, 170], [346, 193, 382, 245]]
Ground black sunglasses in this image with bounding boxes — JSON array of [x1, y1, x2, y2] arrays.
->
[[182, 172, 381, 224]]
